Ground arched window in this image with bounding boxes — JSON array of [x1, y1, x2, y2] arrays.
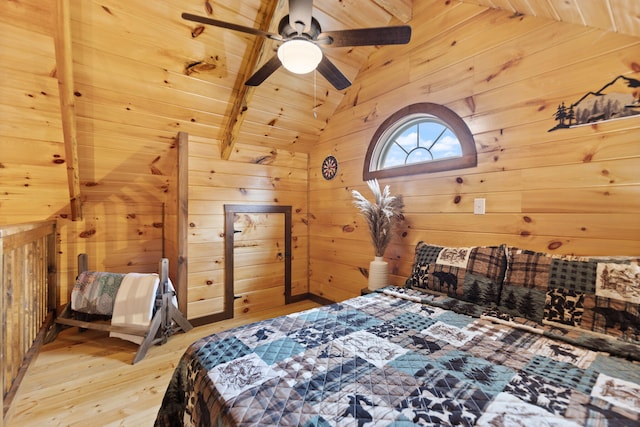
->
[[363, 103, 477, 180]]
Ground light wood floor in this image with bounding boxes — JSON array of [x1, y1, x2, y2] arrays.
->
[[5, 300, 321, 427]]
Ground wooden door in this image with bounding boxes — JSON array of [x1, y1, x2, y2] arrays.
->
[[224, 205, 292, 319]]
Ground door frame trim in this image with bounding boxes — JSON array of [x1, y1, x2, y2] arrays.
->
[[223, 204, 292, 320]]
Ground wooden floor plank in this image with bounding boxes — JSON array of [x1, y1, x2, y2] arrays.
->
[[5, 300, 321, 426]]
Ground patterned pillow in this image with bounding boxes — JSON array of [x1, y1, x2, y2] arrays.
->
[[405, 241, 506, 307], [502, 247, 640, 344], [498, 248, 551, 323]]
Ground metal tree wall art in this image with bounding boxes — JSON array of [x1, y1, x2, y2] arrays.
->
[[549, 75, 640, 131]]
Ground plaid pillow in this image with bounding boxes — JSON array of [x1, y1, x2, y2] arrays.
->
[[552, 258, 640, 341], [405, 241, 506, 306], [503, 247, 640, 343], [499, 248, 551, 322]]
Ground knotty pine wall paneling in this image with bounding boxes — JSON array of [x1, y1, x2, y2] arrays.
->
[[185, 135, 309, 321], [307, 0, 640, 302], [0, 0, 309, 319], [0, 3, 67, 224], [2, 0, 187, 300], [3, 0, 638, 316]]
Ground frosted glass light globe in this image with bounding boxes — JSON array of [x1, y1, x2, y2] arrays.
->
[[277, 39, 322, 74]]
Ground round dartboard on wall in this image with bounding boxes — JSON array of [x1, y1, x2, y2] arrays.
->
[[321, 155, 338, 180]]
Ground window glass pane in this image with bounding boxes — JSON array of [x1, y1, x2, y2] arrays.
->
[[418, 121, 446, 150], [379, 118, 462, 168], [406, 147, 433, 164], [380, 142, 407, 168], [430, 128, 462, 160], [395, 125, 418, 152]]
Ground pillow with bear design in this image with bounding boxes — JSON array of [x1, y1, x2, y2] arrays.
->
[[502, 246, 640, 343], [405, 241, 507, 307]]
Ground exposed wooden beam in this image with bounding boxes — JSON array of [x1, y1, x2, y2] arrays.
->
[[54, 0, 82, 220], [221, 0, 285, 160]]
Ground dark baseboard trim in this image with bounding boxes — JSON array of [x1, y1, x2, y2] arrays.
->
[[306, 293, 334, 306], [288, 293, 310, 303], [189, 312, 232, 327]]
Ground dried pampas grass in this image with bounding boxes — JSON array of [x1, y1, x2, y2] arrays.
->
[[352, 179, 404, 257]]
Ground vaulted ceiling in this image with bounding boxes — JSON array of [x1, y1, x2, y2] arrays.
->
[[41, 0, 640, 165], [462, 0, 640, 38], [5, 0, 640, 163], [169, 0, 640, 159], [173, 0, 415, 158]]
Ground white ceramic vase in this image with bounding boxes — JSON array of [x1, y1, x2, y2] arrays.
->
[[368, 256, 389, 291]]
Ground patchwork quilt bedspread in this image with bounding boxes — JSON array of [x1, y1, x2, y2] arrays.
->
[[155, 288, 640, 426]]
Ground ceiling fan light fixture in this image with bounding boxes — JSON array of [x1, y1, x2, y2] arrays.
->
[[277, 39, 322, 74]]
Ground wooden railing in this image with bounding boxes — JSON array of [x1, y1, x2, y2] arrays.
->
[[1, 220, 57, 422]]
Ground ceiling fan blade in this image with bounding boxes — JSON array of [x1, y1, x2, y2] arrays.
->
[[181, 13, 281, 40], [245, 54, 283, 86], [288, 0, 313, 33], [321, 25, 411, 47], [316, 56, 351, 90]]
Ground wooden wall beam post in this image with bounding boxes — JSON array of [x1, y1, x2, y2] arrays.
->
[[177, 132, 188, 316], [54, 0, 82, 220]]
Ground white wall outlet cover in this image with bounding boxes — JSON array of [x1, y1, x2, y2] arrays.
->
[[474, 198, 486, 215]]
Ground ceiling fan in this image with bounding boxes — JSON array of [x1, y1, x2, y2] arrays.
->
[[182, 0, 411, 90]]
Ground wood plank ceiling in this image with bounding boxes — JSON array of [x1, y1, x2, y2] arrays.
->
[[460, 0, 640, 38], [20, 0, 640, 218]]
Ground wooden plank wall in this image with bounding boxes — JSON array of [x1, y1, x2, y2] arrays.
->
[[186, 135, 309, 320], [0, 2, 67, 223], [233, 211, 287, 309], [1, 0, 176, 298], [0, 0, 309, 322], [3, 0, 638, 321], [308, 0, 640, 302]]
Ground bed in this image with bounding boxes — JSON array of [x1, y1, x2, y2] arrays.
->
[[155, 243, 640, 426]]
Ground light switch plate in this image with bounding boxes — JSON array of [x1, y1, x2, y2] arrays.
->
[[474, 198, 485, 215]]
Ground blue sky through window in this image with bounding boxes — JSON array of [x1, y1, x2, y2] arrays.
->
[[381, 119, 462, 169]]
